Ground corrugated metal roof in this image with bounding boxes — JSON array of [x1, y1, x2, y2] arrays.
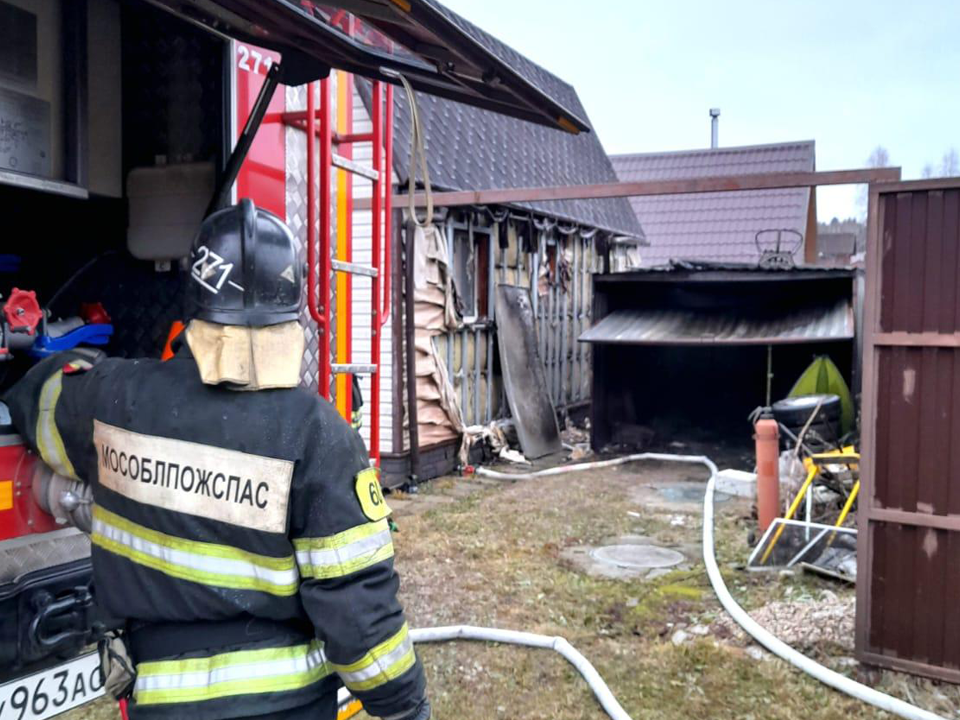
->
[[610, 141, 815, 264], [356, 9, 643, 239], [597, 259, 855, 277], [579, 297, 853, 346]]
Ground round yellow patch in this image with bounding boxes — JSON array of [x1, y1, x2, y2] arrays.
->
[[355, 468, 390, 521]]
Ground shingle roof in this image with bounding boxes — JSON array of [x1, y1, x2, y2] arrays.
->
[[610, 141, 815, 264], [357, 9, 643, 239]]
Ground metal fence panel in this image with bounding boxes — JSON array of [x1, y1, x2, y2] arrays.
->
[[858, 179, 960, 683]]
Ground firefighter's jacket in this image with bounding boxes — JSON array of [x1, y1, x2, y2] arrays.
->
[[4, 350, 426, 720]]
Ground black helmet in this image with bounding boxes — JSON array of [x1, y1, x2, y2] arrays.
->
[[187, 199, 302, 327]]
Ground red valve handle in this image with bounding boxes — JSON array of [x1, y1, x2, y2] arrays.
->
[[4, 288, 43, 335]]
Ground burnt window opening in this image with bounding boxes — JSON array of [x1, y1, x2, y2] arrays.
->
[[547, 238, 558, 278], [451, 228, 490, 322]]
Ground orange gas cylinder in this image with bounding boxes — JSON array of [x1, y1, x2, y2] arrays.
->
[[754, 416, 780, 533]]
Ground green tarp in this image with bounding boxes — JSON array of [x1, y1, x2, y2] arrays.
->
[[788, 356, 855, 435]]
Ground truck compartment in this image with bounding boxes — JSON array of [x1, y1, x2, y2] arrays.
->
[[0, 0, 227, 676]]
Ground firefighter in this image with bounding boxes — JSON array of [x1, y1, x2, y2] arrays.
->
[[4, 200, 429, 720]]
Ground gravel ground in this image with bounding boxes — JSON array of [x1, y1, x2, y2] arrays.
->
[[714, 589, 856, 651]]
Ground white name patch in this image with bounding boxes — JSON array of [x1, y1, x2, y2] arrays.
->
[[93, 420, 294, 533]]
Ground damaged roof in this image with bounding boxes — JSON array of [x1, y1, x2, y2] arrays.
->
[[610, 141, 815, 264], [357, 10, 643, 239], [579, 298, 854, 346]]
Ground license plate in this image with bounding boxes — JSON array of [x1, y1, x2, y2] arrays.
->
[[0, 654, 105, 720]]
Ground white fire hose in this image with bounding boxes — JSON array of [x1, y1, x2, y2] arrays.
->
[[393, 454, 947, 720]]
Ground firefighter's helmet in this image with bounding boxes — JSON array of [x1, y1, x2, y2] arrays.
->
[[187, 200, 302, 327]]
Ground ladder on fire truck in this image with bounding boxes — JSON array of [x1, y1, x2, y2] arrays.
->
[[283, 76, 394, 465]]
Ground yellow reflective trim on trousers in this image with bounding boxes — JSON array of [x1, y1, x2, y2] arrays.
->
[[138, 642, 320, 677], [91, 506, 299, 596], [332, 623, 416, 692], [135, 641, 331, 705], [35, 371, 77, 479], [332, 623, 408, 673], [293, 519, 394, 579]]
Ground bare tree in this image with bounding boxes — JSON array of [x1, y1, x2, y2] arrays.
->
[[918, 148, 958, 179], [867, 145, 891, 169], [941, 148, 959, 177]]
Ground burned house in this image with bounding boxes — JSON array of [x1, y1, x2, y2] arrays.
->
[[361, 27, 645, 482]]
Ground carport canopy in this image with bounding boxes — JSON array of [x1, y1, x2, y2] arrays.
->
[[579, 297, 854, 346], [147, 0, 588, 133]]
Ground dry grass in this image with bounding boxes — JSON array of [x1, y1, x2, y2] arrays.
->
[[60, 461, 960, 720]]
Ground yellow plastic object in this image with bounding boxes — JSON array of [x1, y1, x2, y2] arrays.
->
[[811, 445, 859, 462], [338, 699, 363, 719], [761, 445, 861, 563], [834, 480, 860, 529], [760, 464, 818, 564]]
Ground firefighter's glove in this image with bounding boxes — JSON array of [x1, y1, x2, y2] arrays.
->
[[97, 631, 136, 700]]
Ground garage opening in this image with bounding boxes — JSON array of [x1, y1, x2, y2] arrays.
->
[[583, 265, 858, 459]]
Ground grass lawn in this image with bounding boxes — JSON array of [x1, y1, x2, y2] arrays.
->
[[60, 460, 959, 720]]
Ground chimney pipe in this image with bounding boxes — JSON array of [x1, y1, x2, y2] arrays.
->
[[709, 108, 720, 149]]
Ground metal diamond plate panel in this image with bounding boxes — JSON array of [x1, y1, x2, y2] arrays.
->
[[122, 4, 222, 171], [0, 529, 91, 584], [287, 84, 320, 393], [57, 254, 184, 359], [287, 83, 339, 400]]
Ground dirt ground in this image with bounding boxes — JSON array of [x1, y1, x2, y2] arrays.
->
[[61, 460, 960, 720]]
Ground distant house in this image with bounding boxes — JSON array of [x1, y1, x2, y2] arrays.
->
[[610, 141, 817, 265], [817, 219, 866, 263]]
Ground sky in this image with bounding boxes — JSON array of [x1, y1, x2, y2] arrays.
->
[[439, 0, 960, 222]]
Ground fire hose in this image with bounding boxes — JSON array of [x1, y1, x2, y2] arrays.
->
[[32, 443, 943, 719], [36, 446, 945, 720], [387, 454, 947, 720]]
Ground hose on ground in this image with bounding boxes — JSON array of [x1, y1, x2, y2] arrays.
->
[[464, 453, 949, 720], [409, 626, 632, 720]]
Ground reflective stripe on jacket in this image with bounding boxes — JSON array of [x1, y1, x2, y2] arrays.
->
[[3, 350, 426, 720]]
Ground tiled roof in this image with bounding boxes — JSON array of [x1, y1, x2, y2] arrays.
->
[[610, 141, 815, 264], [356, 9, 643, 239]]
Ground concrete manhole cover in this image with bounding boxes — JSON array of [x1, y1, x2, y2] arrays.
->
[[590, 544, 685, 570], [657, 485, 731, 503]]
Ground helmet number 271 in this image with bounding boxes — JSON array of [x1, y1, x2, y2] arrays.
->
[[191, 245, 243, 294]]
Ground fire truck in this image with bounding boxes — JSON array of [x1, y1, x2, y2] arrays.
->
[[0, 0, 584, 717]]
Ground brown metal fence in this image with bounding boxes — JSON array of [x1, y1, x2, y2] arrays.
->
[[857, 178, 960, 683]]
